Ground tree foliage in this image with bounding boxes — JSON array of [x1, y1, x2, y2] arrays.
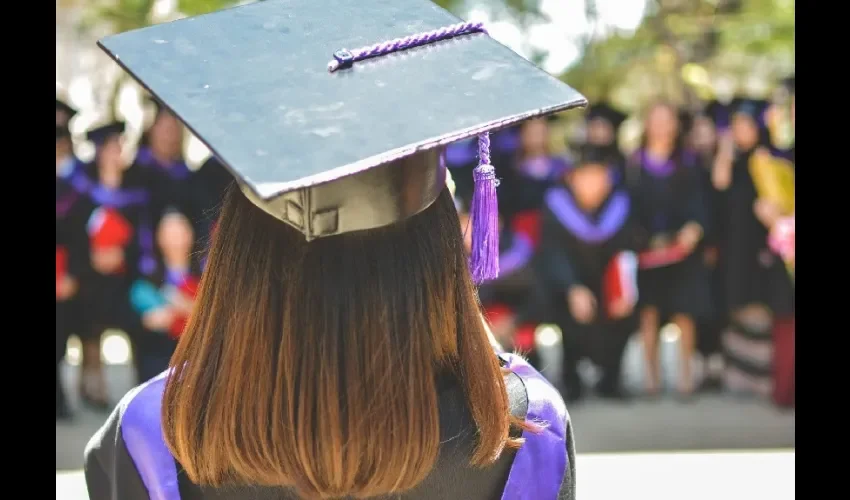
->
[[77, 0, 793, 116]]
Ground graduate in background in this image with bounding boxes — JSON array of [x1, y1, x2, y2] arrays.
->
[[539, 144, 640, 402], [687, 102, 726, 391], [129, 211, 202, 381], [133, 98, 197, 226], [711, 98, 790, 398], [56, 98, 88, 420], [459, 201, 544, 366], [76, 121, 157, 408], [628, 100, 710, 400], [583, 102, 627, 182], [499, 116, 571, 247]]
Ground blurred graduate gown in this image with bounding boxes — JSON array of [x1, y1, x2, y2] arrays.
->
[[133, 147, 203, 231], [627, 149, 711, 320], [84, 354, 576, 500], [537, 183, 639, 391], [499, 155, 572, 247], [56, 155, 90, 408], [722, 146, 794, 317], [73, 163, 158, 342], [479, 228, 539, 310]]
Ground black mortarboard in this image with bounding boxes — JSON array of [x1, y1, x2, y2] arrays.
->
[[86, 121, 126, 146], [97, 0, 585, 283], [56, 98, 78, 128], [585, 102, 627, 130]]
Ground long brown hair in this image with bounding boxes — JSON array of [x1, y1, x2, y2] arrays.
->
[[162, 185, 522, 498]]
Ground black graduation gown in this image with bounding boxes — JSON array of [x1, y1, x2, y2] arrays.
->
[[74, 164, 158, 339], [56, 158, 91, 350], [537, 185, 639, 385], [132, 147, 203, 231], [478, 228, 542, 325], [627, 149, 711, 320], [499, 155, 571, 223], [84, 365, 577, 500], [721, 147, 794, 315]]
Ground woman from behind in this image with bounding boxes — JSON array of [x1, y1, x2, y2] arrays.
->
[[84, 0, 585, 498]]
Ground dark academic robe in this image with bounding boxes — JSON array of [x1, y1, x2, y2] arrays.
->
[[84, 354, 575, 500], [499, 155, 571, 221], [72, 163, 158, 340], [721, 147, 794, 316], [627, 149, 711, 320], [56, 156, 90, 348], [538, 185, 638, 389], [133, 147, 201, 230], [57, 156, 90, 411], [479, 228, 544, 327]]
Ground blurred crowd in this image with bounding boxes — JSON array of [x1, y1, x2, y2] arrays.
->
[[56, 98, 232, 420], [56, 76, 795, 422], [450, 76, 795, 407]]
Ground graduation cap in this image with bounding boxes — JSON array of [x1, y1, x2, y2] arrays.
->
[[96, 0, 586, 283], [86, 121, 126, 147], [585, 102, 627, 130]]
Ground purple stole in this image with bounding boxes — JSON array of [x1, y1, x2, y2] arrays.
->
[[121, 356, 568, 500], [545, 187, 630, 243]]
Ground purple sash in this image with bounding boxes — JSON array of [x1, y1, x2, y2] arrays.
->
[[121, 355, 568, 500], [545, 187, 630, 243], [121, 370, 181, 500], [500, 353, 569, 500]]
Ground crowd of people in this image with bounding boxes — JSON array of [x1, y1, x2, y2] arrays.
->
[[56, 98, 232, 420], [448, 77, 796, 406], [56, 76, 795, 422]]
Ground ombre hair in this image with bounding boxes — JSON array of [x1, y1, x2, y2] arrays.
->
[[162, 185, 526, 498]]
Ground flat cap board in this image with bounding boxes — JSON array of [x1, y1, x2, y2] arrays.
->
[[98, 0, 586, 199]]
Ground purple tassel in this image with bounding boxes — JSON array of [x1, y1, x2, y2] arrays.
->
[[469, 132, 499, 284]]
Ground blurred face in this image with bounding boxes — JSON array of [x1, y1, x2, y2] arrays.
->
[[520, 118, 549, 154], [690, 115, 716, 153], [97, 136, 124, 173], [150, 111, 183, 158], [645, 103, 679, 146], [570, 163, 612, 211], [158, 213, 195, 263], [587, 118, 614, 146], [731, 113, 759, 150]]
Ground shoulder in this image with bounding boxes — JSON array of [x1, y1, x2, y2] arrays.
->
[[499, 353, 575, 500], [84, 371, 178, 500]]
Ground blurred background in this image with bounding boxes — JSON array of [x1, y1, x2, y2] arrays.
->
[[56, 0, 795, 498]]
